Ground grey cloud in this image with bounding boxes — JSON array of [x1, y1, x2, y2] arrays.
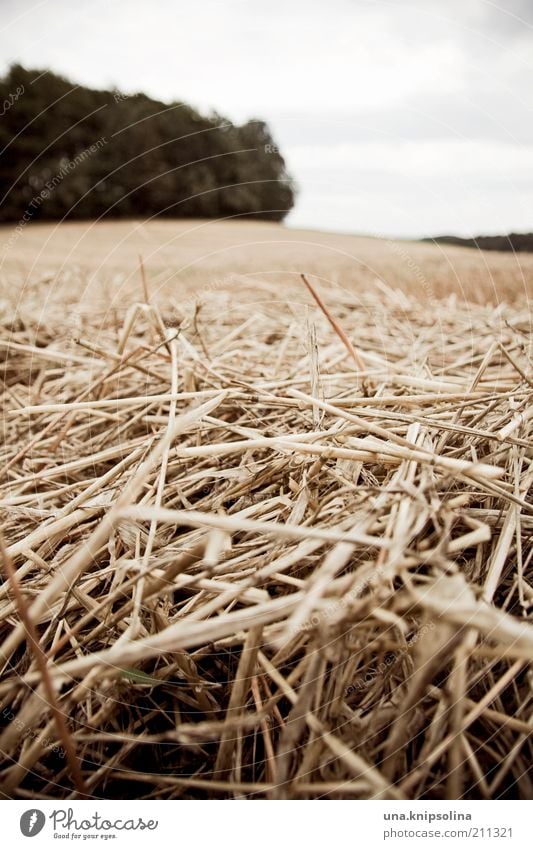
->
[[272, 90, 533, 147]]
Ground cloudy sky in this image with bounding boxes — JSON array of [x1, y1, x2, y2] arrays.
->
[[1, 0, 532, 237]]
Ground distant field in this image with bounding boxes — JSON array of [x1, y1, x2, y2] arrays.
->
[[1, 219, 532, 311]]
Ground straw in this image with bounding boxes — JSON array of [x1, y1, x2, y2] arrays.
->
[[0, 274, 532, 800]]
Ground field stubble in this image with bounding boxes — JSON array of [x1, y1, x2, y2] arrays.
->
[[0, 220, 532, 799]]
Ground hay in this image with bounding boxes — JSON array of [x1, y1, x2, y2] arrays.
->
[[0, 273, 532, 800]]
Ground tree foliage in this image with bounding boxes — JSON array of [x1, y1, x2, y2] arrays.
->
[[424, 233, 533, 253], [0, 65, 295, 223]]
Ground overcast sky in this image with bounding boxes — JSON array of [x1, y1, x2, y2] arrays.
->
[[1, 0, 532, 237]]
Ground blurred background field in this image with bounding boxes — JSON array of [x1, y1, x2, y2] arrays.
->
[[2, 220, 533, 314]]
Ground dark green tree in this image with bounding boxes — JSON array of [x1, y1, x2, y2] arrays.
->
[[0, 65, 295, 223]]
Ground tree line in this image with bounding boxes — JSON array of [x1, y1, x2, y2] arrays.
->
[[0, 64, 295, 224], [425, 233, 533, 253]]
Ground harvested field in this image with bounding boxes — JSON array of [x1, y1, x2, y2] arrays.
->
[[0, 221, 532, 800], [2, 218, 533, 305]]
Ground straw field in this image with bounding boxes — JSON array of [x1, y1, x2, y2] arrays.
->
[[0, 220, 532, 800]]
